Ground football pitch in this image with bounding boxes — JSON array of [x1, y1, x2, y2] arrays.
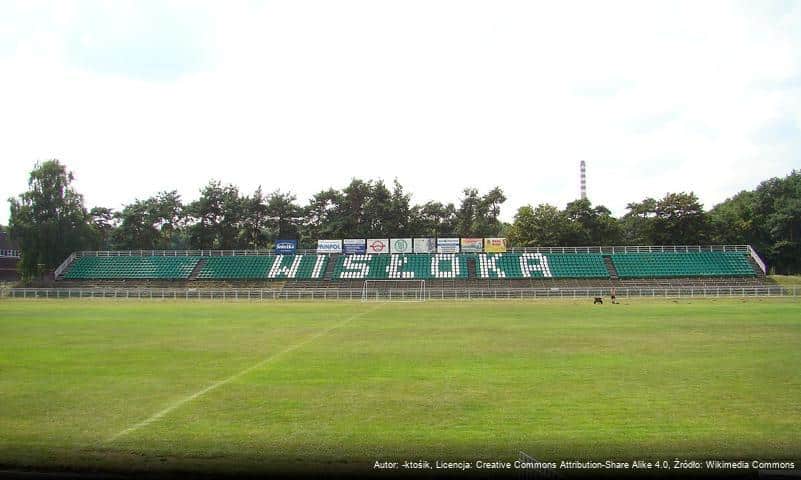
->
[[1, 298, 800, 475]]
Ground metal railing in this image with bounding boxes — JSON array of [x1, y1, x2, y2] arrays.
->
[[8, 285, 799, 300], [747, 245, 767, 274], [72, 245, 752, 258], [54, 252, 76, 279], [0, 249, 20, 258], [76, 249, 319, 257], [507, 245, 751, 253]]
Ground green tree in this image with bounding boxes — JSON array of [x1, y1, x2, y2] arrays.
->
[[619, 197, 657, 245], [455, 187, 506, 237], [239, 187, 270, 249], [302, 188, 342, 246], [408, 201, 457, 236], [364, 180, 393, 237], [7, 160, 94, 280], [112, 191, 184, 249], [563, 199, 593, 245], [112, 199, 158, 249], [477, 186, 507, 237], [88, 207, 116, 250], [150, 191, 184, 249], [265, 190, 302, 242], [708, 190, 757, 245], [563, 198, 621, 245], [651, 192, 708, 245], [348, 179, 376, 237], [386, 179, 412, 237], [507, 204, 571, 246], [186, 181, 244, 249], [481, 187, 506, 228], [751, 171, 801, 273], [455, 188, 481, 237]]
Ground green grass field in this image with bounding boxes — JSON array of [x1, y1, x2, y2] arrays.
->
[[1, 298, 800, 475]]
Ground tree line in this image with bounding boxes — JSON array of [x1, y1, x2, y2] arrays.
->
[[6, 159, 801, 279]]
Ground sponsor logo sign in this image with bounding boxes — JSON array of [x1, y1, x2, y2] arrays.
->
[[436, 238, 460, 253], [343, 239, 366, 254], [460, 237, 483, 253], [274, 239, 297, 255], [483, 237, 507, 253], [413, 237, 435, 253], [389, 238, 413, 254], [316, 239, 342, 254], [366, 238, 390, 254]]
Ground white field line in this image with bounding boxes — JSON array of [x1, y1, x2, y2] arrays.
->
[[107, 304, 383, 442]]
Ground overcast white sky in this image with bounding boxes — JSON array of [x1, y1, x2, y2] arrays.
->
[[1, 0, 799, 225]]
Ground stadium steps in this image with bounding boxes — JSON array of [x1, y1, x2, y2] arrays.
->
[[54, 278, 293, 289], [746, 256, 766, 278], [193, 279, 286, 289], [466, 256, 477, 278], [323, 254, 340, 280], [282, 279, 324, 289], [188, 258, 207, 280], [49, 276, 768, 290], [615, 276, 766, 288], [603, 255, 619, 280], [56, 256, 78, 280]]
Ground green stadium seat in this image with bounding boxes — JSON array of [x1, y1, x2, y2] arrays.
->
[[332, 254, 469, 279], [63, 256, 200, 280], [60, 251, 757, 282], [65, 255, 328, 280], [196, 256, 275, 280], [476, 253, 609, 278], [610, 252, 755, 278]]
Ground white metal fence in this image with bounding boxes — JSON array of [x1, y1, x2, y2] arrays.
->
[[6, 285, 799, 300], [0, 249, 20, 258], [72, 245, 752, 258]]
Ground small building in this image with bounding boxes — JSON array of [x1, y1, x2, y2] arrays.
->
[[0, 229, 20, 281]]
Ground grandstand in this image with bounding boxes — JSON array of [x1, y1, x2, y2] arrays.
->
[[34, 244, 775, 299], [63, 254, 329, 281]]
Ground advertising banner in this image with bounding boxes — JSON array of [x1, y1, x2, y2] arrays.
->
[[316, 239, 342, 254], [460, 238, 483, 253], [366, 238, 390, 254], [413, 237, 436, 253], [436, 238, 460, 253], [483, 237, 507, 253], [389, 238, 413, 254], [343, 239, 366, 255], [274, 239, 297, 255]]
